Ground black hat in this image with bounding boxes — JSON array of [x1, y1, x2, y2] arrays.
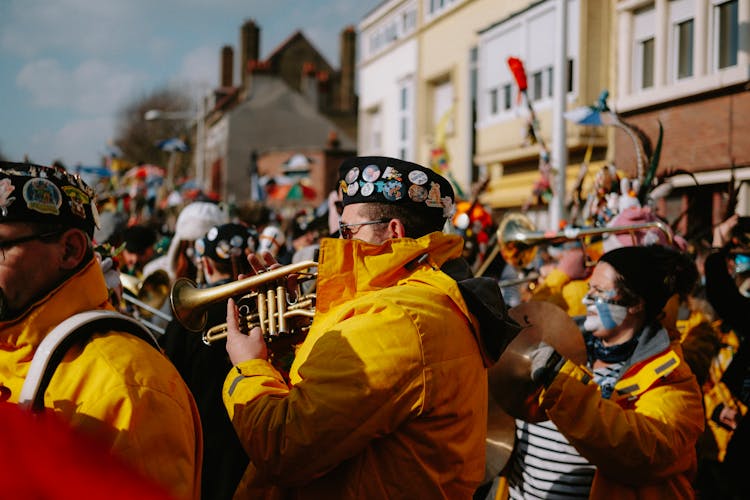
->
[[123, 225, 157, 254], [338, 156, 454, 219], [0, 161, 99, 237], [599, 245, 697, 322], [194, 223, 257, 262]]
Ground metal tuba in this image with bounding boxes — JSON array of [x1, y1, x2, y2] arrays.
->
[[170, 260, 317, 345], [475, 212, 673, 276]]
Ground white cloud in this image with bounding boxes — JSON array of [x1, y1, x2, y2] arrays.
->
[[0, 0, 136, 58], [174, 45, 218, 93], [23, 115, 114, 166], [16, 58, 148, 115]]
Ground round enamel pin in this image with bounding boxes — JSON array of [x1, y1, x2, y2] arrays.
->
[[408, 170, 428, 185], [345, 167, 360, 184], [361, 182, 375, 197], [362, 165, 381, 182], [408, 184, 428, 202]]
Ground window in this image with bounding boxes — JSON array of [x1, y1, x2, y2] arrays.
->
[[503, 83, 512, 110], [490, 88, 498, 114], [716, 0, 738, 69], [398, 78, 414, 160], [532, 71, 543, 101], [676, 19, 694, 78], [567, 59, 574, 92], [633, 5, 656, 91], [432, 79, 454, 132], [546, 67, 554, 98], [427, 0, 457, 17], [365, 107, 382, 152], [641, 38, 655, 88]]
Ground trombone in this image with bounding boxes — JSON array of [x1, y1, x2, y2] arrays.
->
[[170, 260, 317, 345], [475, 212, 673, 277]]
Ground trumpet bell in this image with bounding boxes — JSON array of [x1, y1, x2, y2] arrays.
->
[[488, 301, 586, 422], [171, 278, 208, 333], [498, 212, 539, 269]]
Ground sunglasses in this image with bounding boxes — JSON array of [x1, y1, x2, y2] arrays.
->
[[0, 230, 64, 257], [338, 219, 389, 239]]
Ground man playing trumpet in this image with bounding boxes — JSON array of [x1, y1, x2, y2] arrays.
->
[[221, 156, 519, 498]]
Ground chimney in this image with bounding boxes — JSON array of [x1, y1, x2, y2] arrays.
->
[[339, 26, 356, 112], [240, 19, 260, 88], [220, 45, 234, 87]]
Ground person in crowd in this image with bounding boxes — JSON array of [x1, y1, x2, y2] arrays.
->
[[161, 223, 256, 500], [221, 156, 520, 498], [120, 224, 157, 277], [142, 200, 227, 330], [530, 242, 592, 317], [0, 161, 202, 500], [504, 244, 704, 498], [143, 200, 227, 283], [257, 220, 293, 265], [701, 214, 750, 499]]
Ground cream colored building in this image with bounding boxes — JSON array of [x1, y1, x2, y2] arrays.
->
[[360, 0, 539, 197], [359, 0, 614, 229]]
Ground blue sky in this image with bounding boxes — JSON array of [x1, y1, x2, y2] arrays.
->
[[0, 0, 380, 167]]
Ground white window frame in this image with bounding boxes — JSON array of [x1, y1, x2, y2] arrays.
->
[[431, 78, 454, 137], [424, 0, 462, 22], [711, 0, 739, 71], [364, 105, 383, 153], [397, 77, 414, 160], [632, 5, 657, 92], [669, 0, 695, 82]]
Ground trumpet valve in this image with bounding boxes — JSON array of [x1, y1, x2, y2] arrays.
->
[[276, 285, 287, 333], [266, 288, 278, 337]]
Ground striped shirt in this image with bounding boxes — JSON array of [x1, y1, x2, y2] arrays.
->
[[507, 363, 623, 499]]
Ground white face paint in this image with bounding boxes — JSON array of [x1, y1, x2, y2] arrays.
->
[[583, 301, 629, 332], [583, 305, 604, 331]]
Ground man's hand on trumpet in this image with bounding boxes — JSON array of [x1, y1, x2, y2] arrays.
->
[[225, 251, 279, 366]]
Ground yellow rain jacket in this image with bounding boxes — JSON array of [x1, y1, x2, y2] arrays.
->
[[540, 328, 705, 499], [224, 233, 488, 499], [0, 259, 202, 500]]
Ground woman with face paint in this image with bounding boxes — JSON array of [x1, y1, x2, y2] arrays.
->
[[505, 245, 705, 500]]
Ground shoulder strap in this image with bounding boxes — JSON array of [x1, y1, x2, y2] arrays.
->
[[19, 310, 159, 412]]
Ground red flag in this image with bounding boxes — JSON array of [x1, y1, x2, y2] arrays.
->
[[507, 57, 528, 92]]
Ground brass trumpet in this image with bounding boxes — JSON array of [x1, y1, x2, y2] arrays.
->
[[170, 260, 317, 345], [475, 212, 673, 276]]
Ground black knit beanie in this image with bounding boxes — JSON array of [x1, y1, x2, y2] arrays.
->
[[598, 245, 697, 323]]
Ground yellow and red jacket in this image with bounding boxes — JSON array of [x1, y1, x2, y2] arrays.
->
[[224, 232, 488, 499], [541, 329, 704, 499], [0, 259, 202, 500]]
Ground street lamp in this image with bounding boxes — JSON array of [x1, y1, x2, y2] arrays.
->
[[144, 109, 193, 121]]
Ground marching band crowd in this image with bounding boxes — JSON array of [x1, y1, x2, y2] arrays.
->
[[0, 155, 748, 499]]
